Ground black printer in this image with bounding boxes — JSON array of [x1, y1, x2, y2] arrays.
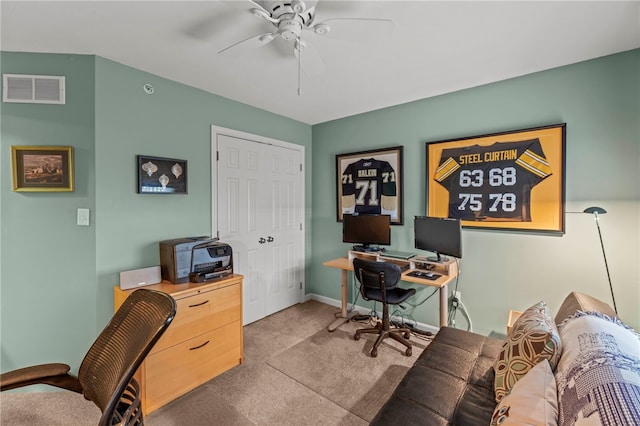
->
[[159, 236, 233, 284]]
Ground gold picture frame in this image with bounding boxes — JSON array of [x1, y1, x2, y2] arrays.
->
[[11, 146, 74, 192], [426, 123, 566, 234]]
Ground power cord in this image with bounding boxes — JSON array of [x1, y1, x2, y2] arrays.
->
[[345, 273, 364, 316], [349, 261, 463, 338], [350, 303, 434, 340], [448, 296, 473, 331], [447, 259, 473, 331], [390, 317, 434, 339]]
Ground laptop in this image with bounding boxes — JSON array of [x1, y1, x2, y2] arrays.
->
[[381, 250, 415, 260]]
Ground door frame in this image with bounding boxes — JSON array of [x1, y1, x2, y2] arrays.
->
[[211, 125, 306, 303]]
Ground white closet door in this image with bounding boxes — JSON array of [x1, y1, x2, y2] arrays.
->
[[215, 129, 304, 325]]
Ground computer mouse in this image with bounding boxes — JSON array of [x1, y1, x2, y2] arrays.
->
[[425, 272, 434, 277]]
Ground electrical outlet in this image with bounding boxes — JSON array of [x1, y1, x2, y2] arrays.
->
[[453, 291, 462, 301]]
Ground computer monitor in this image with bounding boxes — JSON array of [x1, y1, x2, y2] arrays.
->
[[414, 216, 462, 261], [343, 214, 391, 252]]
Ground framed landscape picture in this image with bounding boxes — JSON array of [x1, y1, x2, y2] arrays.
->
[[336, 146, 404, 225], [11, 145, 74, 192], [425, 123, 566, 234]]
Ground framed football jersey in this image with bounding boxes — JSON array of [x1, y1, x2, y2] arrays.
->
[[426, 124, 566, 234], [336, 146, 404, 224]]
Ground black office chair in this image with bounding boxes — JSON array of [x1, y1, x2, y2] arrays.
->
[[352, 258, 416, 357], [1, 288, 176, 425]]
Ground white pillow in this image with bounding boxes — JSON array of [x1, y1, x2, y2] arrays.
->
[[491, 360, 558, 426]]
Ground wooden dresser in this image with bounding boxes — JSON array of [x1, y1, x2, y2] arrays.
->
[[114, 274, 243, 414]]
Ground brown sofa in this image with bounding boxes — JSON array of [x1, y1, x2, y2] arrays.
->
[[370, 292, 626, 425]]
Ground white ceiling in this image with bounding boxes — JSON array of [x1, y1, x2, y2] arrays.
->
[[2, 1, 639, 125]]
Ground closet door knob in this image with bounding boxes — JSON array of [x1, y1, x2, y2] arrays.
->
[[259, 237, 266, 244], [267, 236, 274, 243]]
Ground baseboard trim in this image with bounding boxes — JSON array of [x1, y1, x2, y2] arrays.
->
[[305, 292, 440, 335]]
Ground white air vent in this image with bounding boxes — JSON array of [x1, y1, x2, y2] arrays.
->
[[3, 74, 65, 104]]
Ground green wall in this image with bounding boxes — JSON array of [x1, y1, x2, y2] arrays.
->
[[93, 57, 312, 327], [1, 53, 97, 373], [311, 49, 639, 336], [0, 52, 312, 379], [1, 49, 638, 388]]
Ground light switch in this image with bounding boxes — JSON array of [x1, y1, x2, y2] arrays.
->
[[77, 208, 90, 226]]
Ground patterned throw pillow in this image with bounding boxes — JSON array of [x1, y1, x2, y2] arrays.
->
[[555, 312, 640, 426], [494, 301, 562, 402], [491, 360, 558, 426]]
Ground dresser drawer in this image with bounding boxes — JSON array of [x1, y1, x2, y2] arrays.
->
[[151, 283, 241, 353], [144, 320, 242, 412]]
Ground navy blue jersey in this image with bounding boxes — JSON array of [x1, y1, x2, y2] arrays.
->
[[342, 158, 397, 215], [434, 139, 552, 221]]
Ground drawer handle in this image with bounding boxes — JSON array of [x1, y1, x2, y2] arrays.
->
[[188, 300, 209, 308], [189, 340, 210, 351]]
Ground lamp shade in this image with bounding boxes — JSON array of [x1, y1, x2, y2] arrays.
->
[[584, 206, 607, 215]]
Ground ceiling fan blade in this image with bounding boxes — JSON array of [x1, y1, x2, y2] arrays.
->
[[314, 18, 393, 42], [218, 32, 277, 57], [183, 1, 269, 41], [247, 0, 269, 13], [304, 0, 319, 9], [294, 39, 325, 76]]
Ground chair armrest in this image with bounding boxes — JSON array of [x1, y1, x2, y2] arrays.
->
[[1, 363, 82, 392]]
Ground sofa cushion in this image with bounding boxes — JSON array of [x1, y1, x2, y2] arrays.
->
[[490, 359, 558, 425], [369, 326, 502, 426], [554, 291, 617, 325], [555, 311, 640, 426], [494, 301, 562, 402]]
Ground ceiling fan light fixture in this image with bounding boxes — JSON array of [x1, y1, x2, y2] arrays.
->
[[278, 19, 302, 40], [294, 38, 306, 52], [313, 22, 331, 36], [218, 0, 385, 89], [291, 0, 306, 14], [259, 33, 276, 43]]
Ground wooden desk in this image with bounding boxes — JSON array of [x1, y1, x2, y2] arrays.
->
[[323, 252, 458, 331], [322, 257, 361, 331]]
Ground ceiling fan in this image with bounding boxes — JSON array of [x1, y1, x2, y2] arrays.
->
[[217, 0, 393, 94]]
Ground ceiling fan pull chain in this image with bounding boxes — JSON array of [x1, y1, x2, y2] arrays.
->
[[297, 37, 302, 96]]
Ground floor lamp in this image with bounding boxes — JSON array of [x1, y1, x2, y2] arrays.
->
[[583, 206, 618, 314]]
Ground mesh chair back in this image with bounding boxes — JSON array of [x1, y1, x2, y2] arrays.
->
[[78, 289, 176, 425], [353, 258, 402, 291]]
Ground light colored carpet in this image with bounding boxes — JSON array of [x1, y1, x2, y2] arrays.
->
[[0, 300, 431, 425], [266, 323, 426, 422]]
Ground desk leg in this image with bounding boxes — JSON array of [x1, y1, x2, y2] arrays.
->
[[439, 284, 448, 328], [328, 269, 358, 332]]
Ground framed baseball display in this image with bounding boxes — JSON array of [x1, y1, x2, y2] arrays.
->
[[336, 146, 404, 225], [426, 123, 566, 234], [137, 155, 187, 194]]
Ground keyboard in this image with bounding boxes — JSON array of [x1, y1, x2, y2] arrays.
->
[[381, 250, 415, 260], [407, 270, 441, 280]]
